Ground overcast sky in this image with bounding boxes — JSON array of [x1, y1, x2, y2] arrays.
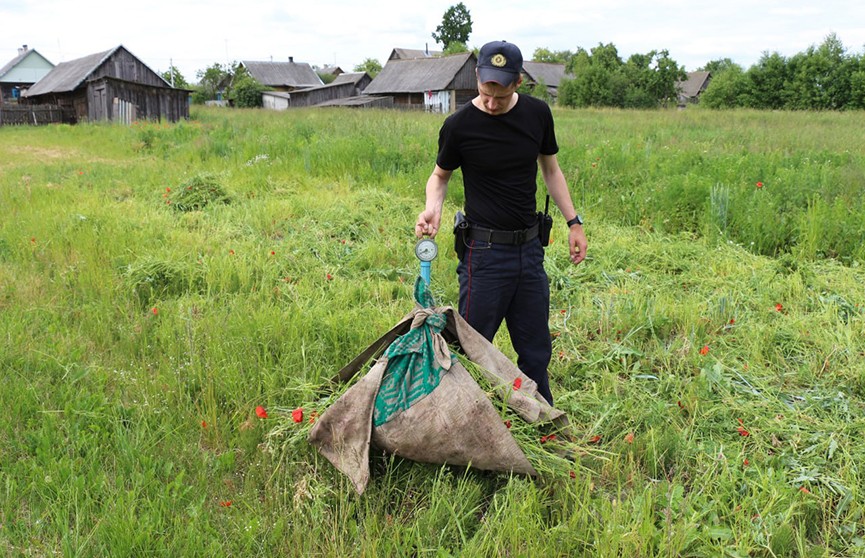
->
[[3, 0, 865, 82]]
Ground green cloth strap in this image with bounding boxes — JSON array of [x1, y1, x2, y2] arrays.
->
[[373, 277, 454, 426]]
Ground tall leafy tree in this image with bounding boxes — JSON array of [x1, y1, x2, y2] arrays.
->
[[354, 58, 382, 79], [432, 3, 472, 49], [744, 52, 790, 109], [160, 65, 189, 89]]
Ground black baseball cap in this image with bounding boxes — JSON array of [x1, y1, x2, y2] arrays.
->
[[477, 40, 523, 86]]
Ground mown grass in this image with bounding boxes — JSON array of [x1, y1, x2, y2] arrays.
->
[[1, 106, 864, 557]]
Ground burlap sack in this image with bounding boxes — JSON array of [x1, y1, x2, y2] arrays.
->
[[308, 281, 568, 494]]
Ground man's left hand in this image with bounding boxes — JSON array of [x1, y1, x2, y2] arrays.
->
[[568, 225, 587, 265]]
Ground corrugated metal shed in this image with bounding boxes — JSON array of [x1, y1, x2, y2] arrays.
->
[[241, 60, 323, 90], [364, 53, 475, 94]]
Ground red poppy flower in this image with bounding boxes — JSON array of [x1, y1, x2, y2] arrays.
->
[[219, 500, 232, 507], [775, 303, 783, 312], [229, 249, 235, 255], [624, 432, 634, 444], [743, 458, 749, 466], [326, 273, 333, 281], [166, 187, 171, 192], [504, 420, 511, 429], [512, 378, 522, 390], [737, 426, 750, 437], [588, 435, 601, 444], [151, 307, 158, 315], [699, 345, 710, 356], [201, 420, 207, 428], [756, 182, 763, 188], [270, 251, 275, 256], [30, 237, 36, 244], [729, 318, 735, 325], [569, 470, 576, 479], [292, 407, 303, 423], [308, 411, 318, 424], [255, 406, 268, 419], [799, 486, 810, 494], [540, 435, 549, 444]]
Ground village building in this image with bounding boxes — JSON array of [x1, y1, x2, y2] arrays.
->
[[388, 47, 442, 61], [521, 61, 570, 102], [240, 58, 322, 91], [22, 45, 189, 123], [0, 45, 54, 103], [363, 52, 477, 113], [677, 71, 712, 106], [263, 72, 373, 109]]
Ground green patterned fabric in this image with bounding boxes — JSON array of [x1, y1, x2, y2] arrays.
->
[[373, 277, 454, 427]]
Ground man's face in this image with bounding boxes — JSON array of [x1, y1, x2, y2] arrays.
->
[[477, 79, 519, 115]]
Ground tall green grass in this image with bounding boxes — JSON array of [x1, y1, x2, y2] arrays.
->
[[1, 107, 863, 556]]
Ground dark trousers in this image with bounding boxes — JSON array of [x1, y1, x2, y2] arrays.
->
[[457, 237, 553, 405]]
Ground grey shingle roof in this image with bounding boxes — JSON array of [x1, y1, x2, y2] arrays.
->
[[364, 53, 474, 94], [521, 61, 569, 88], [23, 48, 116, 95], [677, 71, 711, 98], [241, 60, 323, 88], [389, 47, 442, 60]]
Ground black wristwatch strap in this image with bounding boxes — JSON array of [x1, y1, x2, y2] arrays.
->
[[566, 214, 583, 227]]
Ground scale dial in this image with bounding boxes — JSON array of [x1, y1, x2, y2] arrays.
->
[[415, 238, 438, 262]]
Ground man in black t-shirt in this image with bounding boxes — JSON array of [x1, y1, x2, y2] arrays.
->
[[415, 40, 587, 405]]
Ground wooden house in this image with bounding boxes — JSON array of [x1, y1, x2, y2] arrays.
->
[[21, 45, 189, 123], [388, 47, 442, 61], [241, 58, 322, 91], [677, 71, 712, 106], [363, 52, 476, 113], [521, 61, 569, 101], [0, 45, 54, 103], [264, 72, 372, 109]]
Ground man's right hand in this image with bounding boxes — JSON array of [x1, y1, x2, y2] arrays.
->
[[415, 209, 440, 238]]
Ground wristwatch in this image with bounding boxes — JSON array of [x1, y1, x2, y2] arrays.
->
[[566, 214, 583, 227]]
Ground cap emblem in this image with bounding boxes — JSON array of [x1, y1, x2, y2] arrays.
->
[[491, 54, 507, 67]]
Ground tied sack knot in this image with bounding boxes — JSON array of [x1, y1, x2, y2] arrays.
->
[[411, 308, 451, 371]]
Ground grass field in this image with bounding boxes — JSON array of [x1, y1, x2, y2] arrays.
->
[[1, 105, 864, 557]]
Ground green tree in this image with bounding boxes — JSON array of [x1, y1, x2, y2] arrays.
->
[[231, 67, 264, 108], [787, 33, 852, 110], [194, 62, 233, 104], [700, 65, 748, 108], [161, 65, 189, 89], [700, 58, 740, 74], [743, 52, 790, 109], [353, 58, 382, 79], [532, 48, 574, 65], [432, 2, 472, 49], [443, 41, 469, 56]]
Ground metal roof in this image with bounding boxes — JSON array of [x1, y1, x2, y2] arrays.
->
[[241, 60, 323, 88], [363, 53, 475, 94]]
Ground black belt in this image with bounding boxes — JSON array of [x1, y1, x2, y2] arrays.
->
[[466, 223, 539, 245]]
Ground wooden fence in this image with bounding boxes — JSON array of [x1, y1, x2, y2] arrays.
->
[[0, 104, 73, 126]]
